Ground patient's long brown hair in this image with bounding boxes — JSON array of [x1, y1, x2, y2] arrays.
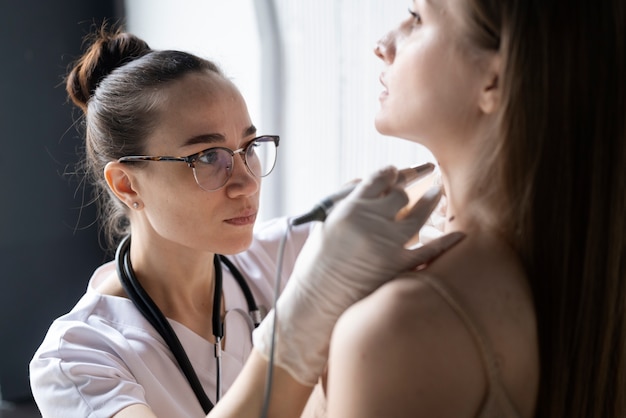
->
[[463, 1, 625, 416]]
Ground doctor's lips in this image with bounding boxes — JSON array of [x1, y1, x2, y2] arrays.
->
[[225, 210, 257, 225]]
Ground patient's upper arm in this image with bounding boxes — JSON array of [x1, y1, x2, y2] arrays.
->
[[326, 276, 487, 418]]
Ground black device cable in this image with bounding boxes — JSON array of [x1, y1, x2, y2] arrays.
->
[[259, 220, 292, 418], [259, 185, 365, 416]]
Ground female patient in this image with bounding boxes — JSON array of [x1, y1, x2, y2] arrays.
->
[[212, 0, 625, 417], [324, 0, 625, 417]]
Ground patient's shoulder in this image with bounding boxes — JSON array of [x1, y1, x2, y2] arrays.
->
[[328, 273, 487, 416], [328, 231, 539, 417]]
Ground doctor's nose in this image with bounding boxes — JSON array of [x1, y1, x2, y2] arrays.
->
[[226, 152, 260, 197]]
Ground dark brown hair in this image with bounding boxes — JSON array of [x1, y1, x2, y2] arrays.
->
[[66, 24, 223, 250], [463, 1, 625, 416]]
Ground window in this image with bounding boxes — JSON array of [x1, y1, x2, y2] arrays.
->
[[125, 0, 434, 221]]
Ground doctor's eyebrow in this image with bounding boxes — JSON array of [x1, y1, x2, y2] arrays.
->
[[243, 125, 257, 137], [182, 125, 257, 147], [183, 133, 225, 147]]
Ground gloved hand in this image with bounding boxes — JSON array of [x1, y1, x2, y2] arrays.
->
[[420, 191, 447, 243], [253, 166, 464, 386]]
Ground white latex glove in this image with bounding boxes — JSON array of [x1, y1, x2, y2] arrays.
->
[[420, 169, 448, 244], [253, 166, 465, 386]]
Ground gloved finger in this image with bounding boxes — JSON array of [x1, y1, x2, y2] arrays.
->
[[347, 186, 410, 219], [351, 166, 399, 199], [397, 185, 443, 226], [390, 185, 443, 243], [400, 231, 465, 269]]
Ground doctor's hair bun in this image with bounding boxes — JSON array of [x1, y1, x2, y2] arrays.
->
[[66, 23, 151, 112]]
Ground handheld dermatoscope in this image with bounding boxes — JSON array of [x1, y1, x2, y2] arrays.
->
[[290, 162, 436, 226]]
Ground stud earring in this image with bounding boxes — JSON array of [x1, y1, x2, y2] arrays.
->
[[132, 202, 139, 209]]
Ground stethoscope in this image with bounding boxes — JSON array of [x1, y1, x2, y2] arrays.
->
[[115, 234, 261, 414]]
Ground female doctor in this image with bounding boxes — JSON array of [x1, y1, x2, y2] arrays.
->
[[29, 26, 461, 418]]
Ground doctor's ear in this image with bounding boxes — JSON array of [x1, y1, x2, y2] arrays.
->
[[104, 162, 141, 209], [478, 53, 501, 115]]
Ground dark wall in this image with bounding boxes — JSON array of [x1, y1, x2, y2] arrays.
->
[[0, 0, 124, 402]]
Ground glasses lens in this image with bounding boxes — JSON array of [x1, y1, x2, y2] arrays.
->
[[246, 138, 277, 177], [193, 148, 233, 191]]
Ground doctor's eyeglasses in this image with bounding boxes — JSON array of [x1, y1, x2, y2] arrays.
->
[[118, 135, 279, 191]]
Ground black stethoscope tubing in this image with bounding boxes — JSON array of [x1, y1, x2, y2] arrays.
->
[[219, 255, 262, 326], [115, 234, 260, 414]]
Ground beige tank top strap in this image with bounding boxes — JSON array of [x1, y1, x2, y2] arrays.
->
[[415, 273, 520, 417]]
